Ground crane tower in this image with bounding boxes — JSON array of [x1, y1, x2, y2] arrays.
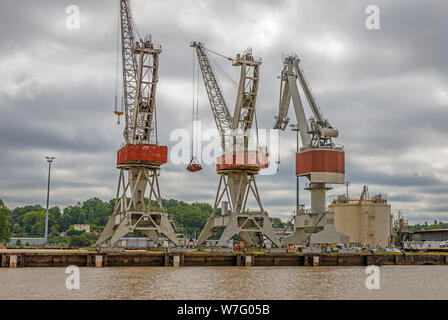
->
[[191, 42, 281, 248], [274, 54, 348, 245], [97, 0, 179, 246]]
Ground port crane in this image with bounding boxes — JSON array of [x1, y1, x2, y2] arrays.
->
[[97, 0, 180, 246], [274, 54, 348, 245], [191, 42, 281, 248]]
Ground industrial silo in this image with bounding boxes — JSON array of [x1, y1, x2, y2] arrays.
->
[[329, 186, 392, 248]]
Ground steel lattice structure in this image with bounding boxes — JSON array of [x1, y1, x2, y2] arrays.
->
[[97, 0, 179, 247], [191, 42, 232, 150], [191, 42, 281, 248], [119, 0, 138, 144]]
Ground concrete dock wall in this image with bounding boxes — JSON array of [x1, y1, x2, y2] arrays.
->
[[0, 250, 448, 268], [1, 250, 447, 268]]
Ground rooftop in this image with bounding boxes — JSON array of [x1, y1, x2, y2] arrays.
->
[[413, 229, 448, 233]]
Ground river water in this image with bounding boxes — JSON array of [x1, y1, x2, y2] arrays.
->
[[1, 266, 447, 299]]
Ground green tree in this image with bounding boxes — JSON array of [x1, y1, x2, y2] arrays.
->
[[0, 199, 11, 243], [22, 210, 45, 236], [69, 234, 90, 247], [9, 204, 43, 227], [12, 223, 22, 235], [163, 199, 211, 237], [49, 225, 60, 236], [270, 217, 285, 228], [81, 197, 112, 227], [48, 207, 63, 232], [66, 226, 83, 236]]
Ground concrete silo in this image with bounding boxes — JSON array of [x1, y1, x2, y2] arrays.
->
[[329, 186, 392, 248]]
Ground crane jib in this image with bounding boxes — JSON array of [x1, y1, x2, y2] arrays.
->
[[191, 41, 262, 154], [191, 42, 232, 150], [120, 0, 160, 145]]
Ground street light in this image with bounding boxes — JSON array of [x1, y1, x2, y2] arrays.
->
[[345, 180, 350, 199], [44, 156, 55, 246], [289, 123, 299, 210]]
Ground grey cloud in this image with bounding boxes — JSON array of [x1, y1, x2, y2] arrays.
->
[[0, 0, 447, 224]]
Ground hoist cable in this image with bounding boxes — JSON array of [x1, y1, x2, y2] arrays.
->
[[114, 1, 120, 111], [255, 110, 259, 146], [196, 54, 200, 121], [195, 56, 200, 159], [204, 47, 233, 61], [209, 57, 238, 88], [191, 49, 195, 158]]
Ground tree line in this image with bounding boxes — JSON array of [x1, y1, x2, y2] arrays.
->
[[0, 197, 287, 247]]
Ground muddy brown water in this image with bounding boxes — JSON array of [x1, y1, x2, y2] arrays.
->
[[1, 265, 447, 299]]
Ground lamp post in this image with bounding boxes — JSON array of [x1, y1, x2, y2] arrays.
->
[[44, 156, 55, 246], [345, 180, 350, 199], [289, 124, 299, 211]]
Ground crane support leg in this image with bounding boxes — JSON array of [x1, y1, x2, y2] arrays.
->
[[97, 166, 180, 247], [196, 171, 281, 248], [141, 230, 161, 244]]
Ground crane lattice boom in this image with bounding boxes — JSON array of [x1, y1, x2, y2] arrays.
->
[[190, 42, 232, 150], [191, 42, 262, 153], [120, 0, 160, 145], [120, 0, 138, 144]]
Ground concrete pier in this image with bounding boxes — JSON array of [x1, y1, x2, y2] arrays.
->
[[9, 255, 17, 268], [244, 255, 252, 267], [173, 255, 180, 267], [313, 256, 319, 266], [95, 255, 103, 268], [1, 249, 447, 268]]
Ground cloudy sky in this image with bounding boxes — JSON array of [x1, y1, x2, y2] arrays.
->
[[0, 0, 447, 224]]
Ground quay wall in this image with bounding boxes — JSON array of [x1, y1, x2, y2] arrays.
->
[[1, 250, 447, 268]]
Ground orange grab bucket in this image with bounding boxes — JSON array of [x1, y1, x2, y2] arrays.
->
[[187, 158, 202, 172]]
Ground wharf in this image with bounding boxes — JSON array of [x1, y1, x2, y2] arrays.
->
[[1, 249, 448, 268]]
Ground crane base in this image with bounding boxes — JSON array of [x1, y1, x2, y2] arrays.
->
[[197, 212, 281, 248], [284, 211, 349, 246], [196, 171, 281, 248], [98, 210, 180, 246], [97, 165, 180, 247]]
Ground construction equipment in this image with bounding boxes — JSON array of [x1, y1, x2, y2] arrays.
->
[[187, 157, 202, 172], [191, 42, 281, 248], [393, 211, 412, 249], [274, 54, 348, 245], [97, 0, 179, 247]]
